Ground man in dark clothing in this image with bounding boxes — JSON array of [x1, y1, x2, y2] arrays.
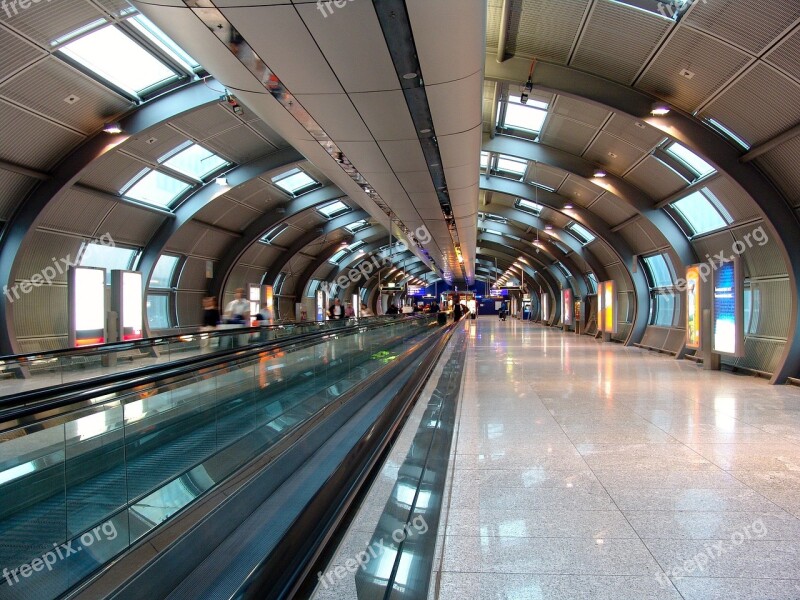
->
[[328, 298, 345, 320]]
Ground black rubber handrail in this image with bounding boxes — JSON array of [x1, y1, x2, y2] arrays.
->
[[0, 316, 432, 424]]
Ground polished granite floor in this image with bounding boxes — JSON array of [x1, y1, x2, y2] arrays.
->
[[432, 318, 800, 600]]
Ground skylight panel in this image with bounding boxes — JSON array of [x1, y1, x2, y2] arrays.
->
[[666, 142, 716, 178], [329, 249, 349, 264], [59, 24, 177, 95], [150, 254, 179, 288], [515, 198, 543, 215], [345, 219, 369, 233], [705, 118, 751, 150], [502, 95, 548, 133], [497, 155, 528, 177], [317, 200, 350, 219], [163, 144, 228, 180], [348, 240, 366, 251], [671, 190, 728, 236], [480, 151, 490, 170], [129, 15, 200, 71], [262, 224, 288, 243], [643, 254, 673, 288], [123, 170, 190, 208], [272, 168, 318, 196], [567, 222, 595, 244]]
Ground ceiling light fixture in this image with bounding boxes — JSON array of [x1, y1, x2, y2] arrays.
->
[[651, 102, 671, 116], [215, 177, 228, 186], [103, 122, 123, 134], [593, 170, 607, 178], [564, 203, 574, 209], [403, 72, 418, 80]]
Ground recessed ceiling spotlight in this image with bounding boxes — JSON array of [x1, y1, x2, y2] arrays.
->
[[593, 170, 607, 178], [545, 224, 553, 230], [564, 203, 574, 209], [607, 152, 618, 159], [651, 102, 671, 116], [103, 122, 123, 134], [679, 69, 695, 80], [634, 122, 646, 129], [403, 72, 418, 80]]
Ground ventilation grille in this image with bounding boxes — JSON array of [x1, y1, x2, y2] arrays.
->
[[17, 336, 68, 353], [723, 337, 785, 374], [684, 0, 800, 55], [701, 62, 800, 147], [636, 26, 752, 113], [0, 99, 85, 170], [570, 0, 672, 85], [0, 57, 131, 134], [509, 0, 590, 63]]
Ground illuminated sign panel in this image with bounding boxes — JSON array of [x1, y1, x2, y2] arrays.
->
[[562, 289, 573, 326], [598, 280, 617, 334], [407, 285, 423, 296], [69, 267, 106, 347], [315, 290, 325, 321], [263, 285, 274, 323], [685, 265, 702, 350], [712, 258, 744, 356], [111, 270, 143, 341], [541, 293, 549, 321]]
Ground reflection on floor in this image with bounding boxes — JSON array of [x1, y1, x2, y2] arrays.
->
[[434, 318, 800, 600]]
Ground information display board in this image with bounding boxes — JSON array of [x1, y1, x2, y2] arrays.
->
[[407, 285, 423, 296], [598, 280, 618, 334], [69, 267, 106, 347], [111, 270, 143, 342], [712, 258, 744, 357], [248, 284, 261, 322], [685, 265, 702, 350], [562, 289, 573, 326]]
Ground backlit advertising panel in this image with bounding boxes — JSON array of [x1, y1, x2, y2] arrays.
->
[[541, 293, 549, 322], [69, 267, 106, 347], [712, 258, 744, 357], [111, 270, 143, 341], [599, 280, 617, 334], [316, 289, 325, 321], [685, 265, 702, 350], [562, 289, 573, 326]]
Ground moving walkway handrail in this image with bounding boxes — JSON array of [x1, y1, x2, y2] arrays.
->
[[0, 316, 400, 364], [0, 315, 431, 426]]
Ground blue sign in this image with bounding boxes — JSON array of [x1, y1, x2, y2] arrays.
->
[[712, 259, 742, 356]]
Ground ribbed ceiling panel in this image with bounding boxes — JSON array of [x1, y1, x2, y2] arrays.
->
[[704, 176, 761, 223], [190, 228, 237, 259], [0, 57, 131, 134], [636, 27, 752, 113], [222, 177, 275, 211], [203, 124, 276, 164], [570, 0, 672, 85], [765, 26, 800, 83], [539, 115, 597, 155], [750, 279, 792, 339], [683, 0, 800, 55], [624, 156, 687, 200], [618, 220, 658, 255], [509, 0, 590, 63], [557, 175, 603, 207], [700, 62, 800, 148], [585, 238, 618, 267], [0, 167, 37, 220], [0, 99, 84, 170], [0, 26, 45, 83], [11, 229, 81, 282], [756, 135, 800, 208], [80, 150, 148, 194], [731, 222, 788, 279], [13, 283, 68, 338], [165, 221, 208, 254], [92, 0, 137, 19], [3, 0, 106, 47], [240, 244, 281, 268], [171, 104, 243, 142], [551, 95, 610, 128], [178, 257, 211, 291], [176, 290, 204, 326], [486, 0, 503, 51], [124, 125, 189, 164], [38, 187, 115, 236], [587, 192, 638, 227], [690, 230, 734, 264], [243, 119, 286, 150], [98, 204, 167, 246], [582, 132, 644, 175], [528, 163, 569, 192], [603, 114, 666, 152]]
